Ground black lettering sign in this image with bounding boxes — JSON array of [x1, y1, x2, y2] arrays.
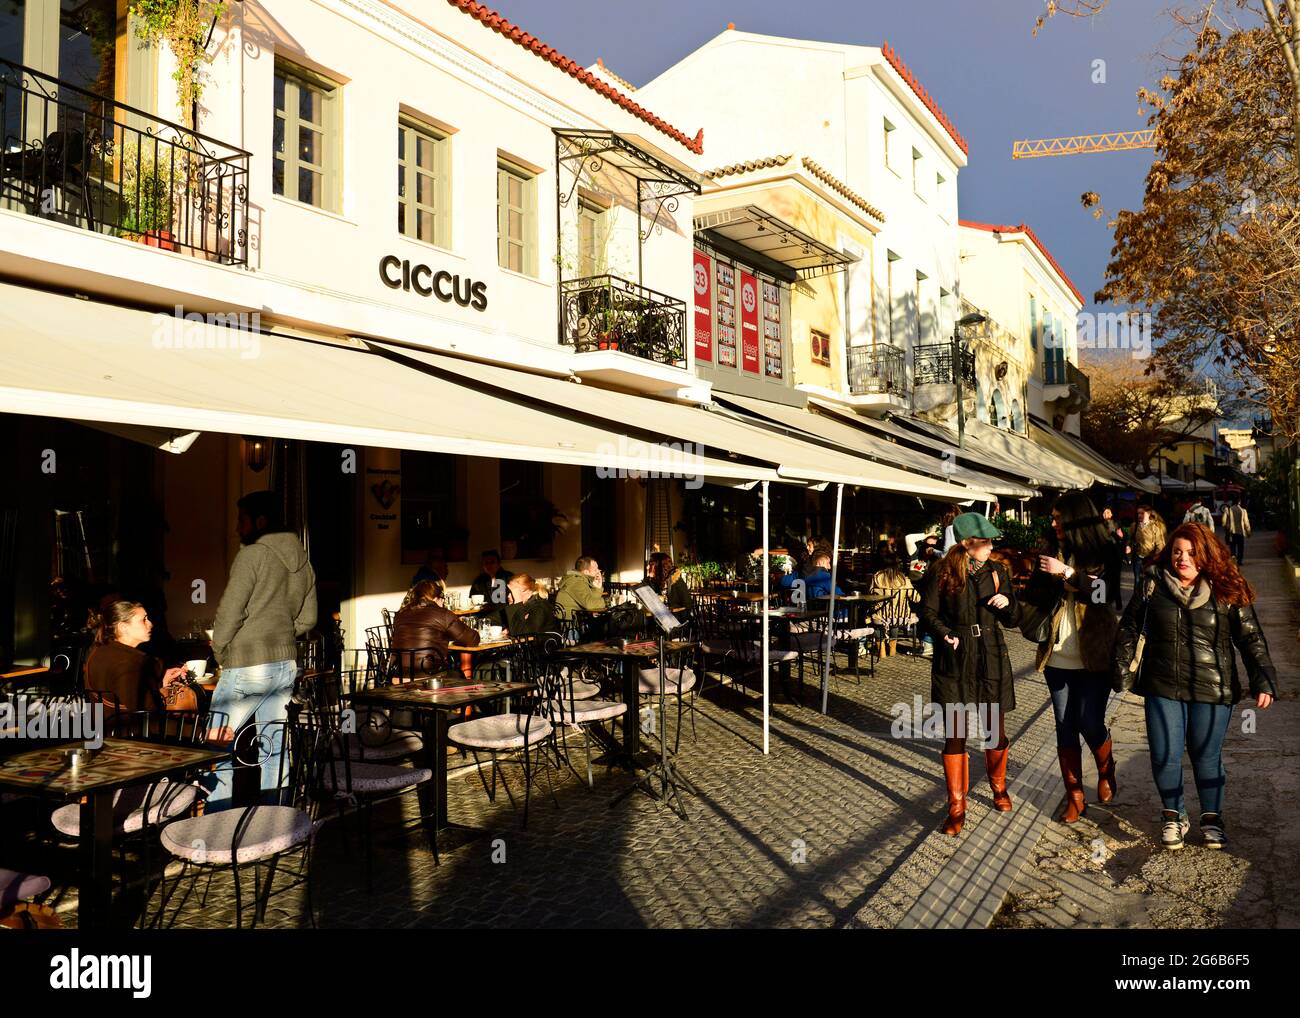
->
[[379, 255, 488, 311]]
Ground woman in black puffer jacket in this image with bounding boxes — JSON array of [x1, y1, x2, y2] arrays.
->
[[1115, 522, 1277, 851]]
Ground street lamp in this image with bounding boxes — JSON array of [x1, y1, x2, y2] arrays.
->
[[953, 311, 986, 448]]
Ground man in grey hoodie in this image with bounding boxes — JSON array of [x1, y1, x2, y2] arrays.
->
[[205, 490, 316, 809]]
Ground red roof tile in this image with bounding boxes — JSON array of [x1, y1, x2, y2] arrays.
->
[[960, 219, 1085, 305], [880, 42, 968, 157], [446, 1, 703, 154]]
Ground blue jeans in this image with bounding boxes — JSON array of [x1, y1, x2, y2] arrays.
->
[[1144, 695, 1233, 817], [1044, 666, 1110, 751], [203, 659, 297, 811]]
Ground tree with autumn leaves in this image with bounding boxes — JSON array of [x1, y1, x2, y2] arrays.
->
[[1040, 2, 1300, 443]]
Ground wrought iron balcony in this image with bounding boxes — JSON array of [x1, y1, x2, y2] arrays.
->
[[1, 59, 249, 265], [847, 344, 908, 397], [914, 343, 976, 387], [560, 274, 686, 368]]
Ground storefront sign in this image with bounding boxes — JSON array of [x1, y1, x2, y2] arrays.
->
[[716, 262, 737, 367], [380, 255, 488, 311], [693, 251, 713, 362], [366, 467, 400, 531], [739, 270, 760, 374]]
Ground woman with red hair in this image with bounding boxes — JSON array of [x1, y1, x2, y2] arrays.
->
[[1115, 523, 1277, 850]]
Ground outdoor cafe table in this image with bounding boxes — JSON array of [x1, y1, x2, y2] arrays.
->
[[564, 639, 696, 766], [341, 675, 533, 848], [0, 737, 225, 929], [448, 638, 514, 680]]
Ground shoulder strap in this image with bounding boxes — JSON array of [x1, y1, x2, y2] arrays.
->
[[991, 568, 1000, 593]]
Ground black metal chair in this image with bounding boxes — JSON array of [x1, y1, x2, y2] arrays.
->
[[147, 713, 327, 929], [1, 129, 96, 230]]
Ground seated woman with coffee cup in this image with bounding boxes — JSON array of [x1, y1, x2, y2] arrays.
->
[[85, 600, 187, 711], [390, 579, 479, 677], [502, 574, 556, 636]]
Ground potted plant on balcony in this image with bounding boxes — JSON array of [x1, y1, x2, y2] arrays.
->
[[596, 309, 620, 352], [119, 150, 176, 250], [130, 1, 227, 132]]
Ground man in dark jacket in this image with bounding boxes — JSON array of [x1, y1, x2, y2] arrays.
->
[[469, 550, 513, 607], [207, 491, 316, 810]]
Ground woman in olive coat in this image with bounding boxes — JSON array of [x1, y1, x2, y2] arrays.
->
[[920, 513, 1023, 835]]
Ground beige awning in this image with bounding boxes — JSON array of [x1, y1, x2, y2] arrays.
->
[[368, 343, 985, 502], [1029, 418, 1154, 491], [0, 282, 773, 483]]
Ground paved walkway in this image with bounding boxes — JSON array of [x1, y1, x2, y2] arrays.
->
[[994, 530, 1300, 928], [10, 621, 1053, 928]]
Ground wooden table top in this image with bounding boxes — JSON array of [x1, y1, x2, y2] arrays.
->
[[1, 666, 50, 680], [0, 738, 225, 799], [567, 639, 696, 660], [344, 676, 534, 710], [448, 639, 514, 653]]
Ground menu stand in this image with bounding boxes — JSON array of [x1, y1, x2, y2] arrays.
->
[[609, 586, 697, 820]]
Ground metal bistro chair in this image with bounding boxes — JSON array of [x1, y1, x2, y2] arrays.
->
[[148, 713, 327, 929], [531, 633, 627, 788], [1, 129, 97, 231], [447, 656, 558, 828], [310, 669, 434, 886]]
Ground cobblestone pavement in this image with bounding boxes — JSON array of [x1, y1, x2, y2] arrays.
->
[[994, 531, 1300, 929], [11, 616, 1062, 929]]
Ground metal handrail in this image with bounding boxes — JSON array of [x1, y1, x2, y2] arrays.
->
[[560, 273, 687, 367]]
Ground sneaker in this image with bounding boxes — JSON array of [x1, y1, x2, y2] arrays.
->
[[1160, 809, 1190, 850], [1200, 813, 1227, 849]]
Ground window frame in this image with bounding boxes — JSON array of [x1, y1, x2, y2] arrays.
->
[[397, 116, 450, 249], [576, 198, 608, 279], [497, 159, 538, 276], [883, 117, 899, 176], [273, 60, 341, 212]]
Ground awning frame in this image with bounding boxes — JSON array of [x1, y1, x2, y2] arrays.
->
[[694, 204, 858, 280]]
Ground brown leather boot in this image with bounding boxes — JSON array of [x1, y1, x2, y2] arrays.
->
[[1093, 738, 1117, 803], [985, 746, 1013, 811], [941, 753, 967, 835], [1057, 746, 1086, 823]]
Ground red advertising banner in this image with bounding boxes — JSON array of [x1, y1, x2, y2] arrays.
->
[[739, 270, 760, 373], [693, 250, 713, 362]]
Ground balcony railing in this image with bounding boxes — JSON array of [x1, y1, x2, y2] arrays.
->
[[560, 274, 686, 368], [847, 344, 908, 397], [1, 59, 250, 265], [914, 343, 976, 387]]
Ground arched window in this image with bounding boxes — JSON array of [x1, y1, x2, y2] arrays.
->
[[991, 389, 1008, 429], [1011, 398, 1024, 434]]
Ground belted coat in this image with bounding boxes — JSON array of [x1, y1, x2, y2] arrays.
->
[[920, 559, 1023, 710]]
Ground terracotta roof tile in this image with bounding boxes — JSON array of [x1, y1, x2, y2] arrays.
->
[[594, 57, 637, 92], [446, 1, 703, 154], [801, 157, 886, 223], [704, 154, 794, 178], [960, 219, 1085, 305], [880, 42, 968, 156]]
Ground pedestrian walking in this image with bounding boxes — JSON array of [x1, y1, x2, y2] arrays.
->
[[1101, 504, 1125, 609], [1221, 497, 1251, 564], [207, 491, 317, 811], [1130, 505, 1167, 589], [1021, 492, 1119, 823], [1183, 498, 1214, 529], [1114, 522, 1277, 850], [919, 513, 1023, 836]]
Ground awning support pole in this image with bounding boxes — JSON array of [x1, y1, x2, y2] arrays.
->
[[762, 479, 770, 756], [821, 482, 844, 715]]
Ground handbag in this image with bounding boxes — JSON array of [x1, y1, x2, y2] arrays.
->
[[1126, 577, 1158, 676], [163, 674, 201, 713]]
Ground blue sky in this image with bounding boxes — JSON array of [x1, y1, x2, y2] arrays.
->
[[485, 0, 1180, 323]]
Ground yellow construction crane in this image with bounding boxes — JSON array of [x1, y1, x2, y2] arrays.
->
[[1012, 129, 1155, 159]]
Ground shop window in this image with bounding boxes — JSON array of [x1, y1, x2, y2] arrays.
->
[[715, 260, 737, 368], [761, 278, 784, 379], [274, 60, 340, 211], [810, 328, 830, 366], [499, 460, 556, 560], [497, 160, 537, 275], [401, 451, 464, 563], [398, 117, 449, 248]]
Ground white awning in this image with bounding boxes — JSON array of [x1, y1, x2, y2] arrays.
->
[[368, 343, 984, 502], [0, 282, 773, 483], [1028, 418, 1148, 490], [713, 393, 1020, 502], [792, 399, 1039, 499], [964, 419, 1095, 489]]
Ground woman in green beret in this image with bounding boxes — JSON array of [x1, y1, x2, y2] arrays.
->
[[920, 512, 1023, 836]]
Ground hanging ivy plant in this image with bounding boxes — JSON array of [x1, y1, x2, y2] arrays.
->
[[129, 0, 228, 131]]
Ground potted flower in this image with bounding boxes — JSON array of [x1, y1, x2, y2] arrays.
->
[[120, 151, 175, 250], [596, 309, 620, 352]]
